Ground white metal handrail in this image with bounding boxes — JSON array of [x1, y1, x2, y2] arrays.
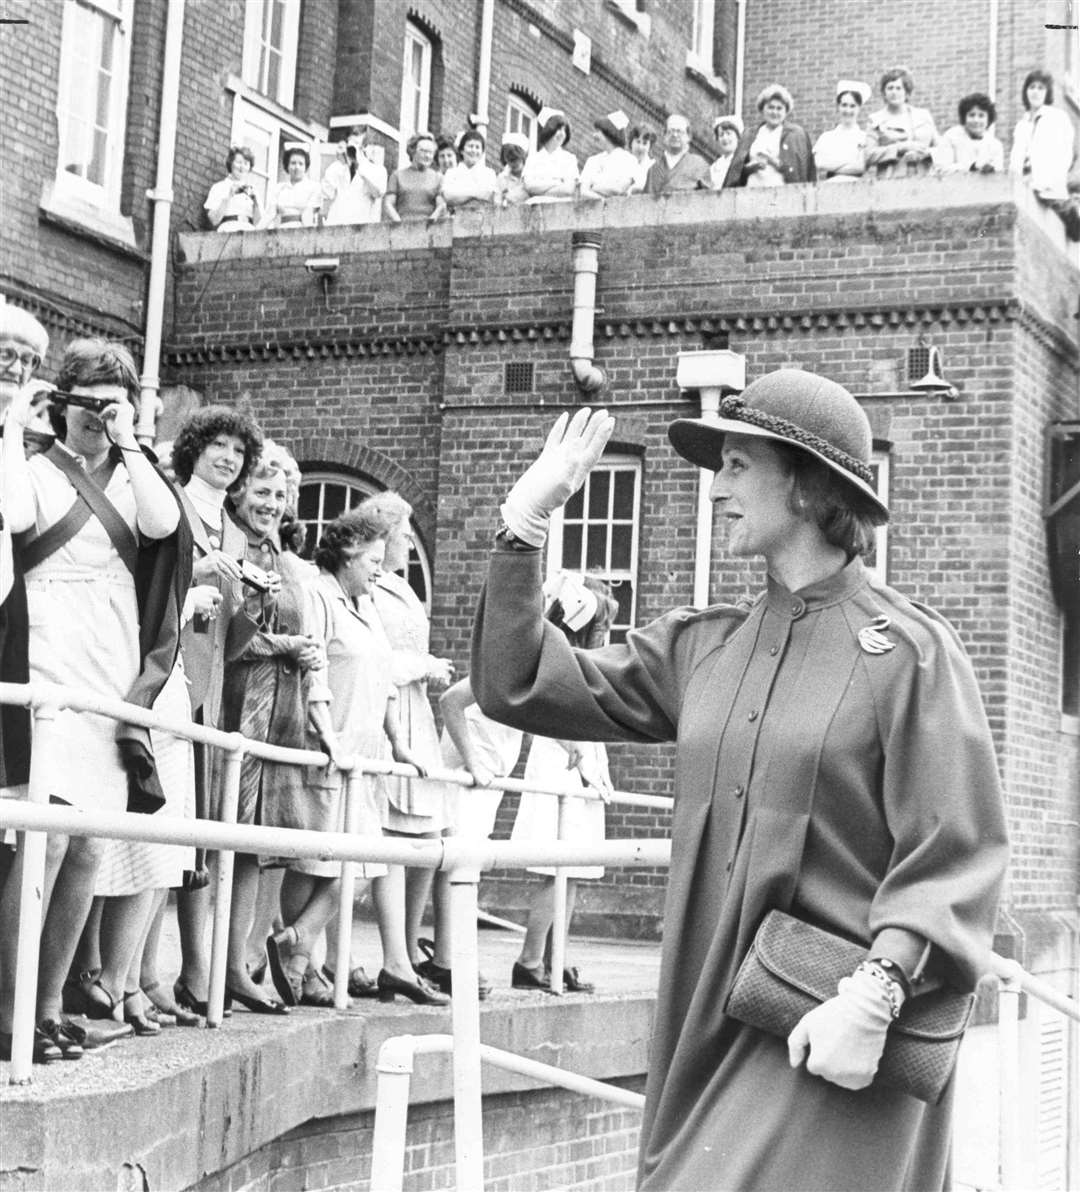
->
[[0, 680, 1076, 1192]]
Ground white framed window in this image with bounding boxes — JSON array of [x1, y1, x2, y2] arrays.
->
[[242, 0, 301, 109], [865, 449, 890, 584], [297, 472, 432, 612], [398, 22, 432, 164], [688, 0, 715, 74], [607, 0, 652, 36], [548, 456, 642, 643], [54, 0, 133, 211], [505, 94, 538, 152]]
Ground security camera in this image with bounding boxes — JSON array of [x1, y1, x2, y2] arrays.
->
[[304, 256, 340, 277]]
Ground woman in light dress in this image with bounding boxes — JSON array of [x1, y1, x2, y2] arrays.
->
[[813, 80, 873, 182], [522, 109, 579, 203], [865, 66, 938, 179]]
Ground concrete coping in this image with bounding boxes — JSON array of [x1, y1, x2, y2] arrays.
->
[[177, 174, 1068, 265]]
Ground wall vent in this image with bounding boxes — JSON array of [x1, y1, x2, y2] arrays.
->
[[906, 346, 931, 384], [504, 361, 534, 394]]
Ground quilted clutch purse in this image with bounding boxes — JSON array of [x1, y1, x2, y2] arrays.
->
[[725, 910, 974, 1103]]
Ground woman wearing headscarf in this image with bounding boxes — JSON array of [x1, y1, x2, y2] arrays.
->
[[522, 109, 579, 203], [728, 84, 815, 187], [865, 67, 939, 179], [813, 80, 873, 181], [472, 371, 1008, 1190]]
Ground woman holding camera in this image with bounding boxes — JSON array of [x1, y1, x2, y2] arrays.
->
[[0, 339, 183, 1061], [204, 146, 263, 232]]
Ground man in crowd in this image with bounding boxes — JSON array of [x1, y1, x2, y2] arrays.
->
[[645, 114, 710, 194]]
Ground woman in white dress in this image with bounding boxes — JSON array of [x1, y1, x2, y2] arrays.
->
[[1009, 69, 1080, 241], [578, 110, 637, 200], [813, 80, 872, 182], [321, 125, 387, 226], [261, 145, 321, 228], [0, 339, 182, 1061], [522, 109, 579, 203], [510, 573, 617, 994], [204, 146, 262, 231], [865, 66, 938, 179], [440, 129, 498, 212]]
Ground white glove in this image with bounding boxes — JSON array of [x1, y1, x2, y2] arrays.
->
[[786, 965, 898, 1090], [500, 408, 615, 546]]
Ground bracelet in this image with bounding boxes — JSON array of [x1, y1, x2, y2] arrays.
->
[[495, 521, 539, 552], [867, 955, 913, 1000], [855, 961, 905, 1019]]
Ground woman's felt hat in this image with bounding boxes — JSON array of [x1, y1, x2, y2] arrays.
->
[[668, 368, 887, 515]]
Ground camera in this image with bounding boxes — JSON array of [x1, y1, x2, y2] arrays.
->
[[238, 559, 273, 593], [47, 390, 115, 414]]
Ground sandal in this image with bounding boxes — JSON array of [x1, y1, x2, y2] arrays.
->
[[300, 967, 337, 1008], [142, 981, 201, 1028], [77, 976, 120, 1020], [266, 929, 303, 1007], [39, 1018, 84, 1060], [123, 991, 161, 1036], [0, 1027, 63, 1064]]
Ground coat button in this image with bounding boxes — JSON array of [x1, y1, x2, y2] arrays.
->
[[748, 709, 758, 722], [769, 644, 779, 656], [791, 599, 804, 617], [734, 785, 745, 799]]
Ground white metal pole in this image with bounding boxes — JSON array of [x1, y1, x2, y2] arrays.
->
[[997, 962, 1023, 1192], [473, 0, 495, 138], [549, 794, 569, 995], [137, 0, 187, 444], [334, 769, 361, 1009], [370, 1035, 417, 1192], [446, 851, 485, 1192], [207, 740, 244, 1027], [7, 702, 59, 1084]]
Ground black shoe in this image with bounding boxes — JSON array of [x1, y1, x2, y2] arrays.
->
[[561, 966, 595, 993], [376, 969, 450, 1006], [323, 964, 379, 998], [173, 979, 231, 1019], [0, 1027, 63, 1064], [416, 939, 492, 999], [225, 986, 290, 1015], [265, 933, 301, 1007], [39, 1018, 84, 1060], [511, 961, 554, 991], [300, 967, 338, 1008]]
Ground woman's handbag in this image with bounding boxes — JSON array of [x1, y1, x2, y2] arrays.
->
[[725, 910, 975, 1103]]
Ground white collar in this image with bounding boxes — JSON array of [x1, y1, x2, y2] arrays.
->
[[184, 474, 227, 527]]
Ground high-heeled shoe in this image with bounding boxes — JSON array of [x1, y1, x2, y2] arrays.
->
[[265, 930, 303, 1007], [123, 991, 161, 1036], [225, 986, 290, 1015], [39, 1019, 84, 1060], [68, 976, 120, 1019], [376, 969, 451, 1006], [173, 979, 232, 1019], [142, 981, 201, 1028], [0, 1026, 63, 1064]]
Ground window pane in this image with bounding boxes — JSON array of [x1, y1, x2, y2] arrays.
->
[[611, 524, 632, 570], [269, 0, 285, 47], [564, 488, 584, 520], [587, 471, 610, 519], [1064, 612, 1079, 717], [612, 581, 633, 625], [586, 525, 607, 569], [89, 128, 108, 186], [297, 486, 319, 520], [612, 470, 635, 518], [322, 483, 348, 521], [562, 524, 582, 568]]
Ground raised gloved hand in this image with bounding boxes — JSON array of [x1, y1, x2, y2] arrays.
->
[[501, 407, 615, 546], [786, 964, 898, 1090]]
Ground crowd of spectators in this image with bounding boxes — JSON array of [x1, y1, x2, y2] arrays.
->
[[0, 308, 617, 1067], [204, 67, 1079, 240]]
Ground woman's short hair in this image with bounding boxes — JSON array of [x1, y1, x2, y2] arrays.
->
[[457, 129, 485, 156], [435, 134, 457, 158], [755, 83, 794, 113], [171, 405, 263, 487], [225, 145, 256, 172], [246, 439, 300, 510], [774, 442, 885, 558], [629, 127, 655, 147], [313, 509, 386, 572], [1021, 69, 1054, 108], [407, 132, 436, 159], [537, 113, 571, 147], [500, 141, 527, 166], [879, 67, 915, 97], [958, 92, 996, 125], [353, 491, 412, 537], [50, 338, 140, 438], [282, 145, 310, 171]]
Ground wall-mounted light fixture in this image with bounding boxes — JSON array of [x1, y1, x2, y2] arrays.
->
[[908, 337, 959, 400], [304, 256, 339, 310]]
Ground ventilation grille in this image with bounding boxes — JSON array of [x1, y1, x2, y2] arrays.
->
[[907, 346, 931, 383], [504, 361, 534, 394]]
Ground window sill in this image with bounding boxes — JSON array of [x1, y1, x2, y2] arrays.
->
[[39, 181, 147, 260], [1060, 712, 1080, 736], [684, 59, 728, 101], [605, 0, 651, 35]]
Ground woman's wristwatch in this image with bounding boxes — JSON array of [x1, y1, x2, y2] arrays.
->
[[495, 521, 538, 551]]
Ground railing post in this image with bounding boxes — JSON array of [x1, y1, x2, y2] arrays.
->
[[550, 793, 570, 996], [8, 700, 60, 1084], [334, 768, 361, 1010], [207, 737, 245, 1028], [997, 960, 1024, 1192], [445, 844, 485, 1192], [370, 1035, 418, 1192]]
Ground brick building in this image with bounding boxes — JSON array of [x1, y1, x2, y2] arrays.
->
[[2, 0, 1080, 1184]]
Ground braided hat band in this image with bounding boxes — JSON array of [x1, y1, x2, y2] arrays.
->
[[667, 368, 888, 517], [718, 394, 874, 485]]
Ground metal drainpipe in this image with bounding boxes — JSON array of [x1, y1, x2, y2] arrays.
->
[[570, 231, 605, 394], [136, 0, 186, 445], [734, 0, 747, 116], [987, 0, 999, 97], [473, 0, 495, 139]]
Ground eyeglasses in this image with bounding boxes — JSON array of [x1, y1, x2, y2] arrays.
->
[[0, 346, 42, 373]]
